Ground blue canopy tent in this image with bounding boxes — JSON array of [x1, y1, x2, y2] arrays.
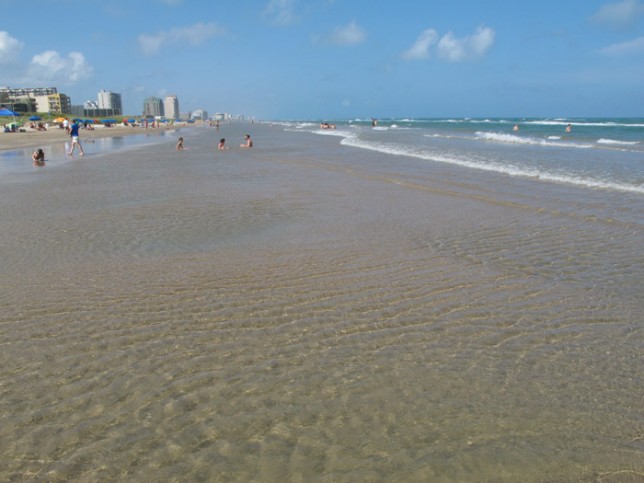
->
[[29, 115, 42, 121], [0, 107, 20, 117], [1, 108, 20, 131], [0, 107, 20, 125]]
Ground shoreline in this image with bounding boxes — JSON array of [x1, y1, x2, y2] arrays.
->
[[0, 122, 196, 152]]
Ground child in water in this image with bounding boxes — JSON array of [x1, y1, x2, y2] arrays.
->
[[32, 148, 45, 167], [176, 137, 184, 150], [218, 138, 226, 150]]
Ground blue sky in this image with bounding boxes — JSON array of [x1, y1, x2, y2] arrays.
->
[[1, 0, 643, 119]]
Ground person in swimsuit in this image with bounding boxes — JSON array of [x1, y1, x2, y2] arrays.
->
[[67, 121, 84, 155], [240, 134, 253, 148], [32, 148, 45, 167]]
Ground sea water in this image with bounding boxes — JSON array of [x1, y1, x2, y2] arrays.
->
[[282, 117, 644, 195], [0, 121, 642, 481]]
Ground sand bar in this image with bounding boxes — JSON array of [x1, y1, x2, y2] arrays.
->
[[0, 123, 641, 481]]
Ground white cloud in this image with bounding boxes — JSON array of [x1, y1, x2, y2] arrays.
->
[[139, 22, 225, 55], [264, 0, 298, 26], [402, 29, 438, 60], [329, 21, 367, 46], [402, 26, 494, 62], [438, 26, 495, 62], [29, 50, 93, 84], [598, 35, 644, 55], [0, 31, 24, 64], [591, 0, 644, 27]]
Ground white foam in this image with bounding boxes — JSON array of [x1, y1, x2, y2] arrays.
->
[[339, 134, 644, 195], [315, 129, 353, 138], [597, 138, 640, 146], [475, 131, 593, 149], [524, 120, 644, 128]]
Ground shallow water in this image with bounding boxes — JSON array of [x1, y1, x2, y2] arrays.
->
[[0, 124, 642, 481]]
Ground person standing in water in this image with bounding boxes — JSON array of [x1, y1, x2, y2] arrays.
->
[[67, 120, 84, 156]]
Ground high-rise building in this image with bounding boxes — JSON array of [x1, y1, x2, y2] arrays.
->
[[164, 95, 179, 120], [97, 89, 123, 115], [143, 97, 164, 118], [191, 109, 208, 120]]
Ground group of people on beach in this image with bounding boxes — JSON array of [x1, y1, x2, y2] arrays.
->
[[32, 127, 254, 168], [31, 119, 84, 167]]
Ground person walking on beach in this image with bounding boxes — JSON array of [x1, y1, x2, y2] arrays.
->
[[32, 148, 45, 167], [67, 120, 84, 156], [240, 134, 253, 148]]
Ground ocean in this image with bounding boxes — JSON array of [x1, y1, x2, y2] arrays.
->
[[282, 117, 644, 195], [0, 119, 642, 481]]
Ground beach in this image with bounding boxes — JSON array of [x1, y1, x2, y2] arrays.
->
[[0, 122, 642, 481], [0, 122, 186, 151]]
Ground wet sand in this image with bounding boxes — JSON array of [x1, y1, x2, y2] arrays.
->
[[0, 123, 642, 481]]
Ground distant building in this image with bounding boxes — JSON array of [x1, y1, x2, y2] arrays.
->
[[0, 86, 57, 97], [71, 105, 85, 117], [0, 86, 59, 113], [3, 95, 36, 113], [191, 109, 208, 121], [164, 95, 179, 120], [34, 93, 72, 114], [84, 100, 99, 109], [84, 108, 122, 118], [97, 89, 122, 115], [143, 97, 164, 118]]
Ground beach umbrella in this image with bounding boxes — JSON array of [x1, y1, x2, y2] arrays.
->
[[29, 115, 42, 121], [54, 117, 66, 123], [0, 107, 20, 117]]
